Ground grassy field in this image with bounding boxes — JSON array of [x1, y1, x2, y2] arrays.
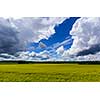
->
[[0, 63, 100, 82]]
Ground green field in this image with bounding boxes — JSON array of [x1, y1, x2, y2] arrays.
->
[[0, 63, 100, 82]]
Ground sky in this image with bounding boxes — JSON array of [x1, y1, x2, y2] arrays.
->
[[0, 17, 100, 61]]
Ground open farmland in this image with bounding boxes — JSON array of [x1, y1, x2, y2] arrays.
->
[[0, 63, 100, 82]]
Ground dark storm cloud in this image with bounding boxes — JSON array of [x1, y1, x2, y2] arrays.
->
[[0, 22, 25, 54], [76, 44, 100, 56]]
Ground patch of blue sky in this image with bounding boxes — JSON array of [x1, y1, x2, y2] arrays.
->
[[28, 17, 80, 53]]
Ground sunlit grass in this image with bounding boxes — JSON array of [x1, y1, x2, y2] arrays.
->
[[0, 63, 100, 82]]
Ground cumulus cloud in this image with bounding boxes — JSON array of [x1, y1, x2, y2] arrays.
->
[[69, 17, 100, 55], [13, 17, 67, 42], [63, 17, 100, 61], [0, 17, 67, 54]]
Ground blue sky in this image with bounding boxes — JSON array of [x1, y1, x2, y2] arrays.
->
[[31, 17, 80, 53]]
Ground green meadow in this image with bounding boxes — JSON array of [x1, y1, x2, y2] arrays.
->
[[0, 63, 100, 82]]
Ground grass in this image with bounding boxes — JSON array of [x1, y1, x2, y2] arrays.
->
[[0, 63, 100, 82]]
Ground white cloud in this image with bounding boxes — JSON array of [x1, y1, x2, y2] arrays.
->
[[11, 51, 50, 61], [12, 17, 67, 43], [16, 51, 30, 60], [53, 37, 72, 49], [28, 52, 36, 57], [38, 42, 47, 49], [74, 52, 100, 61], [62, 17, 100, 61], [36, 50, 50, 59], [56, 46, 64, 55], [0, 17, 67, 54], [70, 17, 100, 54]]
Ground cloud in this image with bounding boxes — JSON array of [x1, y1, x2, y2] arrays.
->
[[3, 17, 100, 61], [53, 37, 72, 49], [39, 42, 47, 49], [0, 18, 26, 54], [0, 17, 67, 54], [70, 17, 100, 53], [56, 46, 64, 55], [69, 17, 100, 55], [6, 50, 50, 61], [62, 17, 100, 61], [2, 17, 100, 61], [76, 44, 100, 56], [0, 53, 16, 59], [74, 52, 100, 61], [37, 51, 50, 60], [13, 17, 67, 42]]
